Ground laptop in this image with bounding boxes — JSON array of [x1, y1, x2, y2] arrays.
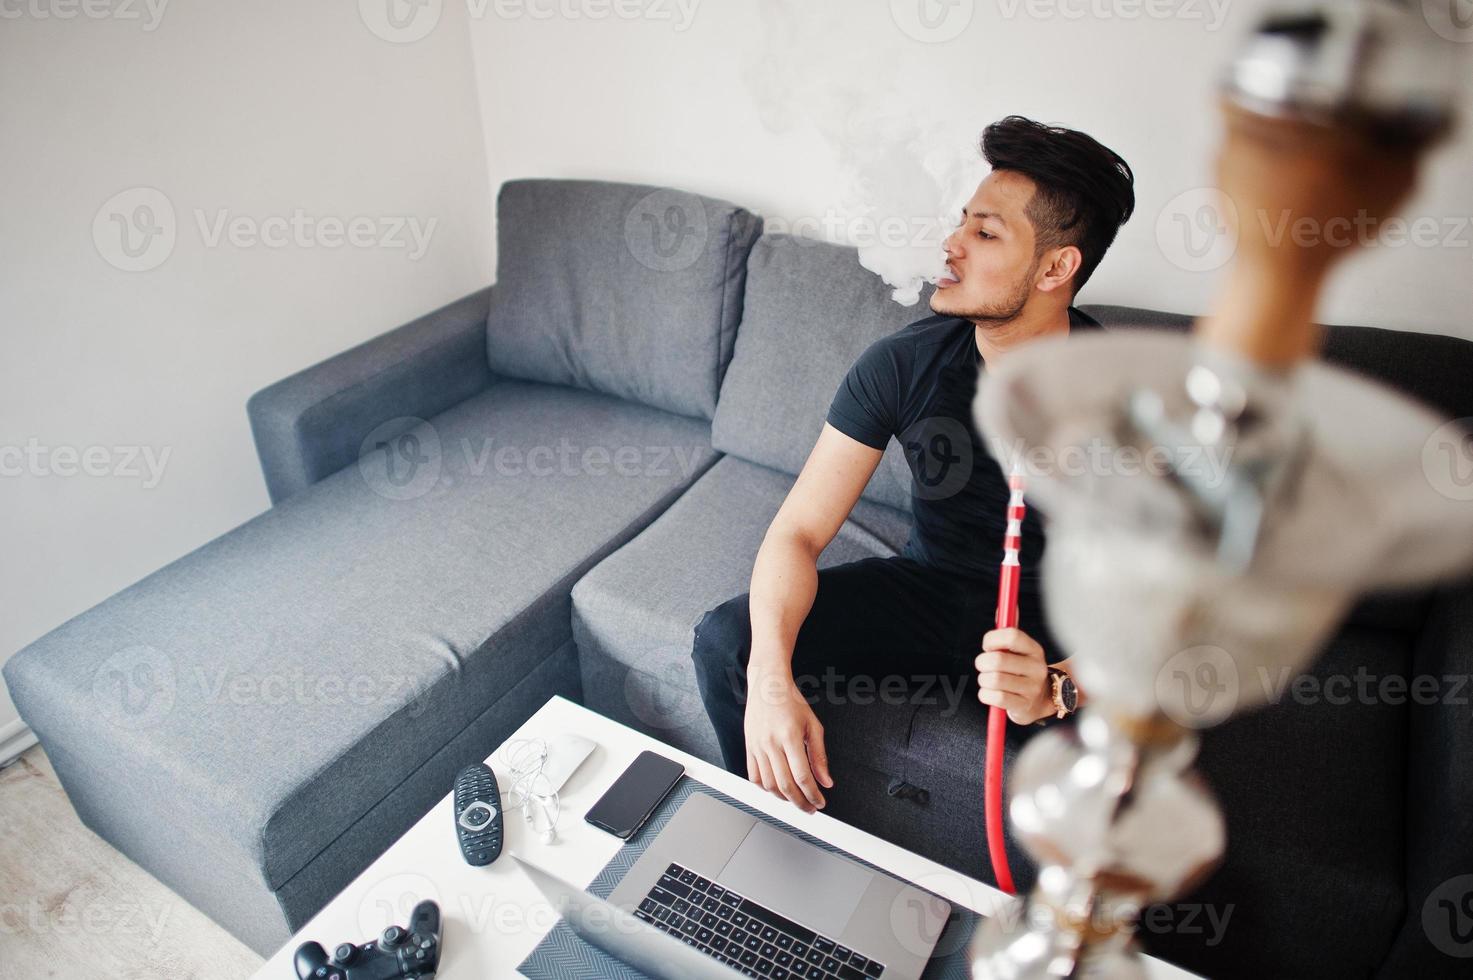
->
[[516, 855, 741, 979], [521, 791, 951, 979]]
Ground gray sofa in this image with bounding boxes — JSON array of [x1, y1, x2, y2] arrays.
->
[[6, 178, 1471, 980]]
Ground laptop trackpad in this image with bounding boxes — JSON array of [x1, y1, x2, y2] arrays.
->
[[716, 821, 871, 938]]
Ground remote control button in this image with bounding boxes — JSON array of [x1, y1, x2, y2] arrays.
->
[[381, 925, 406, 947]]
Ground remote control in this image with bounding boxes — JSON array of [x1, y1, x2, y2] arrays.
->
[[453, 762, 503, 866]]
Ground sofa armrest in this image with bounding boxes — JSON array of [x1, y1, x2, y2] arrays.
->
[[247, 286, 494, 503]]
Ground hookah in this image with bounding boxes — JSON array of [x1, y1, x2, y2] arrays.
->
[[967, 1, 1473, 975]]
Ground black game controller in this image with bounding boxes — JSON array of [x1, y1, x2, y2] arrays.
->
[[294, 899, 441, 980]]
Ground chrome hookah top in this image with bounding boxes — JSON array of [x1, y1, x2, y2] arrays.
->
[[1221, 0, 1457, 146]]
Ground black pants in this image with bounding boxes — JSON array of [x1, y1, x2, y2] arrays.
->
[[690, 556, 1001, 778]]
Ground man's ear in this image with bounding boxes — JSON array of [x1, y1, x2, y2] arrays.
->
[[1036, 245, 1082, 295]]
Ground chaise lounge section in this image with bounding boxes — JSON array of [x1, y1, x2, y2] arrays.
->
[[2, 178, 760, 954]]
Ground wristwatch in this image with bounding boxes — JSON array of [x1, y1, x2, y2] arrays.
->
[[1047, 666, 1079, 719]]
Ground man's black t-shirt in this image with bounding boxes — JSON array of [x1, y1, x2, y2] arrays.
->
[[825, 308, 1102, 656]]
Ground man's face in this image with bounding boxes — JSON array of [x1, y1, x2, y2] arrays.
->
[[929, 170, 1043, 323]]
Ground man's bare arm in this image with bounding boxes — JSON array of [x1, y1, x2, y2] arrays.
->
[[743, 423, 883, 813]]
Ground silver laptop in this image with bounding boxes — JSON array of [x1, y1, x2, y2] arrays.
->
[[516, 855, 742, 979], [527, 791, 951, 979]]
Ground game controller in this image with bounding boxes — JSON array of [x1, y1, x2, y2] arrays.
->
[[294, 899, 441, 979]]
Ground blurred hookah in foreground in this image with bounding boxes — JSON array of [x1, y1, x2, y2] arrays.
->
[[969, 1, 1473, 975]]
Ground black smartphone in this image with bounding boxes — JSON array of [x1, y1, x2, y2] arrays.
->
[[584, 750, 685, 839]]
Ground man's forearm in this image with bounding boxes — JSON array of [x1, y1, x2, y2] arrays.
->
[[746, 528, 821, 679]]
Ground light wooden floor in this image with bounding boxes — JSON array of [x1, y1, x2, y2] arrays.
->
[[0, 746, 264, 980]]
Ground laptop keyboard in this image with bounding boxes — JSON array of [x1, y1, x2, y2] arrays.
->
[[635, 862, 886, 979]]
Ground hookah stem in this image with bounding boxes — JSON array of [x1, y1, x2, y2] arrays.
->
[[985, 465, 1025, 895]]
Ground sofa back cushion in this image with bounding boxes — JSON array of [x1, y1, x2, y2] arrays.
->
[[712, 234, 919, 511], [486, 179, 760, 420], [1080, 303, 1473, 422]]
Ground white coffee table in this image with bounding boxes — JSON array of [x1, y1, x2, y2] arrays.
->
[[250, 696, 1197, 978]]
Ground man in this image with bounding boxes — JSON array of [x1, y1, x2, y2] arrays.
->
[[691, 116, 1135, 814]]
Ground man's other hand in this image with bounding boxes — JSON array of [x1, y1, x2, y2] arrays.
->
[[743, 665, 833, 814], [976, 627, 1053, 725]]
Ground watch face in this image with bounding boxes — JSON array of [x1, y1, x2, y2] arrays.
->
[[1060, 675, 1078, 713]]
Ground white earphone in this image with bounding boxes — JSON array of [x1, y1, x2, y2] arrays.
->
[[496, 738, 563, 844]]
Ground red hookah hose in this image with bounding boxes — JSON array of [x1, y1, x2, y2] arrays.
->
[[985, 467, 1025, 895]]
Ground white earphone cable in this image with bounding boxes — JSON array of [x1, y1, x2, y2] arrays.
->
[[495, 737, 561, 843]]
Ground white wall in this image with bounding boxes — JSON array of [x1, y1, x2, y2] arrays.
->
[[4, 0, 1470, 744], [0, 2, 494, 740], [466, 0, 1473, 335]]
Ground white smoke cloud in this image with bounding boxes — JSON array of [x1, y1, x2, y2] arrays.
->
[[746, 1, 982, 305]]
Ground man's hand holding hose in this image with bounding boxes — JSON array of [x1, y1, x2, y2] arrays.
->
[[976, 627, 1080, 725]]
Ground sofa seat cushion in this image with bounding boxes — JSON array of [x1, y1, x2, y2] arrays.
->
[[571, 455, 911, 756], [4, 379, 716, 893]]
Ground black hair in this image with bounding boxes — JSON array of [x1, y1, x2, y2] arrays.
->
[[980, 116, 1135, 295]]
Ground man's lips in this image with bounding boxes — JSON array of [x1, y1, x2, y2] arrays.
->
[[937, 265, 960, 287]]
